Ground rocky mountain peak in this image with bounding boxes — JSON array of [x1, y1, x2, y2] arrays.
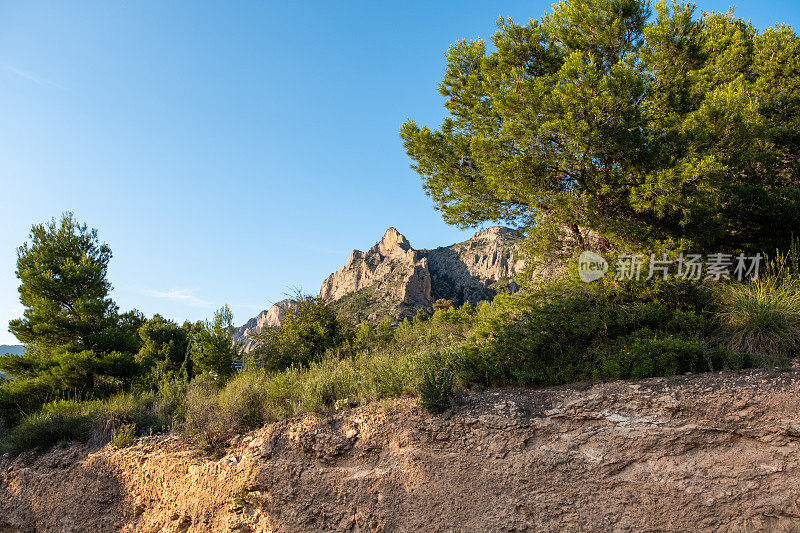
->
[[374, 227, 410, 254], [319, 226, 524, 321], [236, 226, 524, 351], [469, 226, 518, 242]]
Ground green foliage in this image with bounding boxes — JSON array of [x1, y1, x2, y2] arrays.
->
[[355, 319, 374, 347], [136, 315, 191, 369], [3, 391, 169, 453], [250, 295, 351, 372], [375, 316, 395, 342], [217, 370, 273, 430], [598, 334, 705, 380], [7, 399, 100, 452], [401, 0, 800, 252], [184, 376, 227, 456], [0, 348, 138, 428], [715, 277, 800, 362], [110, 423, 136, 448], [0, 214, 151, 439], [486, 278, 717, 385], [433, 299, 455, 311], [418, 363, 455, 414], [9, 213, 117, 351], [190, 305, 238, 379]]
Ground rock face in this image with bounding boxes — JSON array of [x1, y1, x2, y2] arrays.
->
[[319, 226, 524, 320], [233, 226, 522, 350], [231, 299, 294, 353], [5, 368, 800, 532]]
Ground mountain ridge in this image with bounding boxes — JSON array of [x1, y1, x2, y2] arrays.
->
[[233, 227, 524, 352]]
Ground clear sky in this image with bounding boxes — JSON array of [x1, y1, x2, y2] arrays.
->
[[1, 1, 798, 344]]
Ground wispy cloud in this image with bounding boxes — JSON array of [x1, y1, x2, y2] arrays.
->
[[6, 66, 67, 90], [142, 288, 212, 307]]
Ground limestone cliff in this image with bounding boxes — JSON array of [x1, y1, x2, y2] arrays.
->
[[234, 226, 523, 350], [231, 299, 294, 353], [319, 226, 524, 320]]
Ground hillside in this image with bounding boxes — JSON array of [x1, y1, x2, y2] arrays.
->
[[4, 367, 800, 532]]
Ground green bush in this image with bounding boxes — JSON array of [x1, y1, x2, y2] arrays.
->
[[598, 334, 705, 380], [184, 376, 227, 454], [8, 399, 100, 452], [3, 390, 169, 453], [110, 423, 136, 448], [249, 295, 352, 372], [486, 278, 717, 386], [418, 363, 454, 414], [217, 370, 272, 430], [716, 278, 800, 362]]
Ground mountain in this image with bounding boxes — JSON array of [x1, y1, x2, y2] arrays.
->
[[0, 345, 23, 381], [320, 226, 524, 321], [233, 226, 523, 352], [0, 345, 24, 356], [231, 300, 295, 353]]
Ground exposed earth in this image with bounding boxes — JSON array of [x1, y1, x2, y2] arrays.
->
[[4, 367, 800, 532]]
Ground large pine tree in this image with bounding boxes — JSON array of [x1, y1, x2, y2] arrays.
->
[[401, 0, 800, 253]]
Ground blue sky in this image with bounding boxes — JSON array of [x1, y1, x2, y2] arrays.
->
[[1, 1, 798, 344]]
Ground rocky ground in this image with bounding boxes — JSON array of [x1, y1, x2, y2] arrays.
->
[[4, 368, 800, 532]]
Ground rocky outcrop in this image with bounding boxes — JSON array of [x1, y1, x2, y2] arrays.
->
[[5, 368, 800, 531], [232, 299, 294, 353], [319, 226, 524, 320]]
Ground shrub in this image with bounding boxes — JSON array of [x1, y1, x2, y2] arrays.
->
[[250, 295, 352, 372], [299, 354, 360, 412], [7, 399, 100, 452], [2, 390, 170, 453], [598, 334, 705, 380], [418, 363, 454, 413], [110, 423, 136, 448], [184, 377, 227, 455], [217, 370, 272, 430], [486, 278, 716, 386], [716, 278, 800, 362]]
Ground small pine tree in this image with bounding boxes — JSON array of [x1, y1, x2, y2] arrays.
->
[[190, 305, 238, 379]]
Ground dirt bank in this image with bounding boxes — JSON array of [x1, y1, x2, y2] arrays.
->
[[4, 368, 800, 532]]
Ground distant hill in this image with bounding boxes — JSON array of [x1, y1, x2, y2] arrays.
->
[[0, 344, 24, 356], [0, 345, 22, 381]]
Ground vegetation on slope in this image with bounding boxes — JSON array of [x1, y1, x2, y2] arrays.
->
[[2, 0, 800, 454]]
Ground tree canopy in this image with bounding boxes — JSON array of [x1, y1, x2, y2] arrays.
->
[[401, 0, 800, 253], [9, 212, 117, 350]]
